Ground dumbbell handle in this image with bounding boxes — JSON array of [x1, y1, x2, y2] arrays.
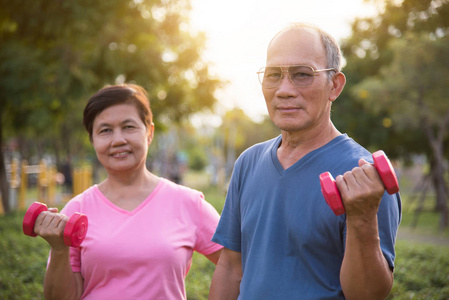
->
[[23, 202, 88, 247], [320, 150, 399, 215]]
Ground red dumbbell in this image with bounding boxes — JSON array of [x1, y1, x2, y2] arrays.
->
[[23, 202, 88, 247], [319, 150, 399, 216]]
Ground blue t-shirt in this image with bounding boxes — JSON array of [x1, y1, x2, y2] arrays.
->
[[212, 134, 402, 300]]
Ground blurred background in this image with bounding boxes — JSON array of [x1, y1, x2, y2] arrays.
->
[[0, 0, 448, 299]]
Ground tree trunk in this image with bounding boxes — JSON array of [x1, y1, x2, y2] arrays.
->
[[422, 109, 449, 230], [0, 110, 10, 213], [429, 158, 448, 229]]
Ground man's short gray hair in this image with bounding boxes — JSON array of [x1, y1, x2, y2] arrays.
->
[[269, 23, 342, 74]]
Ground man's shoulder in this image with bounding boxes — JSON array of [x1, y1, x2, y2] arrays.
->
[[318, 134, 374, 171]]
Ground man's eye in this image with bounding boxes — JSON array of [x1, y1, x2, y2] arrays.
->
[[265, 69, 282, 79], [290, 66, 314, 79], [291, 72, 313, 79]]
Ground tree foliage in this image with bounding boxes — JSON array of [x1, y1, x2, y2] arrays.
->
[[219, 108, 279, 180], [0, 0, 221, 212], [339, 0, 449, 228]]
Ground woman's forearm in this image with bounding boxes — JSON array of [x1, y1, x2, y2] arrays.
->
[[44, 248, 83, 300]]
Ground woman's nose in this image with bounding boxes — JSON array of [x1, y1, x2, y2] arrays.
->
[[111, 130, 127, 145]]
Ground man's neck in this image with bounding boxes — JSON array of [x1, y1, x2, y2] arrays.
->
[[277, 123, 340, 169]]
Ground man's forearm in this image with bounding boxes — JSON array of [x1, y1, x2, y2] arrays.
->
[[209, 265, 241, 300], [209, 248, 242, 300], [340, 216, 393, 300]]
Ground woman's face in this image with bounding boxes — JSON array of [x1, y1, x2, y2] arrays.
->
[[91, 103, 154, 175]]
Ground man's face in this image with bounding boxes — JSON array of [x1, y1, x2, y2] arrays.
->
[[262, 28, 336, 134]]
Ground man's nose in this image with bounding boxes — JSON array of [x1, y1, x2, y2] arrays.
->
[[279, 72, 294, 85], [275, 72, 298, 98]]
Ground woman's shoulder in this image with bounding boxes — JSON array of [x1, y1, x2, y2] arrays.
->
[[62, 185, 99, 213], [158, 178, 203, 199]]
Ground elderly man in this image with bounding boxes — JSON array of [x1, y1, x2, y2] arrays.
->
[[209, 23, 401, 300]]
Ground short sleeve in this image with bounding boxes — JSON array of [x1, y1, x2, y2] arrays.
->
[[194, 193, 223, 255], [58, 194, 84, 272], [212, 159, 242, 252], [378, 192, 402, 269]]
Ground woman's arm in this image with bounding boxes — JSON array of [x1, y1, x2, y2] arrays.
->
[[34, 209, 84, 300], [44, 249, 84, 300]]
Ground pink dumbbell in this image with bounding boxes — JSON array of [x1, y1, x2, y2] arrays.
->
[[319, 150, 399, 216], [23, 202, 88, 247]]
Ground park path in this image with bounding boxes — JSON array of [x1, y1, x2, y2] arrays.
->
[[397, 226, 449, 247]]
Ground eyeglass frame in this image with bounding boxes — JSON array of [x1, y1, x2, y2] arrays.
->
[[257, 65, 337, 88]]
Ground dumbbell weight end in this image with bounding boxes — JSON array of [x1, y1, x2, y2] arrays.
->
[[23, 202, 48, 237], [23, 202, 88, 247], [320, 151, 399, 216], [372, 150, 399, 195], [64, 213, 88, 248], [319, 172, 345, 216]]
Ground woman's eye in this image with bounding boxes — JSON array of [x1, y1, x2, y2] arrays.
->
[[99, 128, 111, 134]]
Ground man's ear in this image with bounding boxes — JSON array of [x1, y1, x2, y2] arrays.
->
[[329, 72, 346, 102]]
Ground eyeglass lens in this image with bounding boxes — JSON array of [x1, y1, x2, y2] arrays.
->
[[259, 66, 315, 87]]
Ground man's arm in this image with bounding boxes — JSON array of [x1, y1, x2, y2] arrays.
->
[[205, 249, 223, 265], [340, 216, 393, 299], [209, 247, 242, 300], [337, 159, 394, 300]]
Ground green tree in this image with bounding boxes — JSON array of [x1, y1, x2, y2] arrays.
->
[[339, 0, 449, 228], [219, 108, 279, 180], [0, 0, 220, 212], [353, 33, 449, 228]]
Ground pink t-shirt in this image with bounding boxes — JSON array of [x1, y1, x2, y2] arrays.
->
[[59, 178, 223, 299]]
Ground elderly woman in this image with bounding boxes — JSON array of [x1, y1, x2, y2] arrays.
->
[[35, 84, 222, 299]]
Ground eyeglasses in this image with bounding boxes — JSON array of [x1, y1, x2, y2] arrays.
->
[[257, 65, 337, 88]]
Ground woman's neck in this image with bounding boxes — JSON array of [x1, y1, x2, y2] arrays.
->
[[98, 170, 160, 211]]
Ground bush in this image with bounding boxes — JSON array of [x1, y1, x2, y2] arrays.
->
[[387, 241, 449, 299], [188, 147, 208, 171], [0, 211, 49, 300], [0, 210, 217, 300], [2, 187, 449, 300]]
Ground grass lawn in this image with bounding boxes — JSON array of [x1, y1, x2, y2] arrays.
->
[[1, 171, 448, 299]]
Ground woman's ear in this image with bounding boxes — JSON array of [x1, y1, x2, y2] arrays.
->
[[329, 72, 346, 102], [147, 123, 155, 146]]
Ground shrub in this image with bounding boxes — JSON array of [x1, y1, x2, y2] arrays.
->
[[2, 188, 449, 300], [387, 241, 449, 299]]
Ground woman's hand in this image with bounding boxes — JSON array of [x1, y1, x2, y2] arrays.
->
[[34, 208, 70, 250]]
